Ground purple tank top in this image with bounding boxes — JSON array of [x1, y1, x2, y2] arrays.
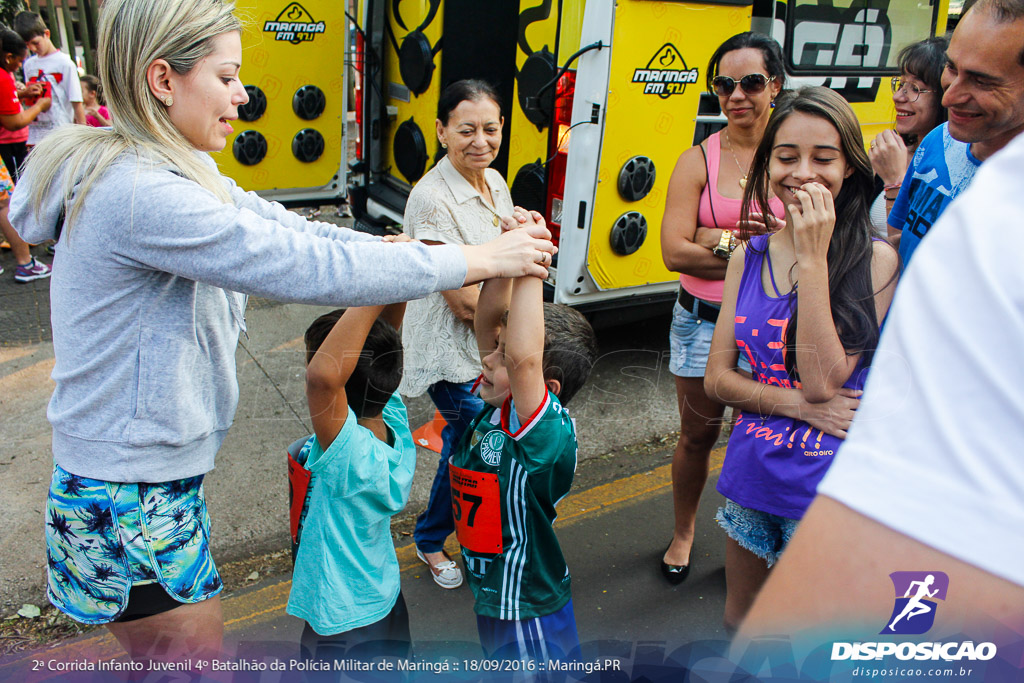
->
[[716, 234, 871, 519]]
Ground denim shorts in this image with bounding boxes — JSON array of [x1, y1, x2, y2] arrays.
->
[[669, 300, 718, 378], [45, 464, 223, 624], [715, 499, 799, 568], [669, 300, 751, 378]]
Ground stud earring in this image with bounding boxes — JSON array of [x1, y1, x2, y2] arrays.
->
[[441, 141, 447, 149], [162, 96, 173, 107]]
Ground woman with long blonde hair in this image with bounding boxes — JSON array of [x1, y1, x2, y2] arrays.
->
[[12, 0, 554, 664]]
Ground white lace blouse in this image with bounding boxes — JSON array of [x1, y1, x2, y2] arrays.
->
[[399, 156, 513, 397]]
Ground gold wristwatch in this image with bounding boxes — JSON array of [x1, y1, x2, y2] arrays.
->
[[713, 229, 735, 259]]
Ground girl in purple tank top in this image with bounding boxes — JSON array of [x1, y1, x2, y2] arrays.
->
[[704, 87, 900, 632]]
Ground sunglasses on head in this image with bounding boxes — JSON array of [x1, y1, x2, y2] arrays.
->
[[712, 73, 774, 97]]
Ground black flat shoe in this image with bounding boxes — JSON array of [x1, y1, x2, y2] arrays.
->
[[661, 545, 692, 585]]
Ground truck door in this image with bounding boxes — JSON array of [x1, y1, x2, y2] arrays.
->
[[214, 0, 350, 205], [554, 0, 751, 310]]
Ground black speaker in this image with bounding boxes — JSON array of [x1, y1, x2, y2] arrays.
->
[[233, 130, 267, 165], [238, 85, 267, 122], [609, 212, 648, 256], [292, 128, 325, 163], [394, 118, 428, 183], [292, 85, 326, 120]]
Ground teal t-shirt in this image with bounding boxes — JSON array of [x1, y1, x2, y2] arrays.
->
[[287, 392, 416, 635]]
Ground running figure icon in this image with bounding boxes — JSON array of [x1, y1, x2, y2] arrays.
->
[[888, 574, 939, 631]]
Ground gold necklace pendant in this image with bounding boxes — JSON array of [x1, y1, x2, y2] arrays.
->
[[726, 129, 752, 192], [492, 215, 499, 226]]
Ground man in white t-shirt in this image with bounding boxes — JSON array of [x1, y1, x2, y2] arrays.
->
[[734, 131, 1024, 648], [14, 11, 85, 146]]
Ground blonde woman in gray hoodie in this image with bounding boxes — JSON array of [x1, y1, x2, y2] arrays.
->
[[11, 0, 554, 666]]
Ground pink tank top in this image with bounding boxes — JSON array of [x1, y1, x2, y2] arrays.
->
[[678, 131, 785, 304]]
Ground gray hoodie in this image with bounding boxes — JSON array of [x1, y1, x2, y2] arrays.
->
[[11, 153, 466, 483]]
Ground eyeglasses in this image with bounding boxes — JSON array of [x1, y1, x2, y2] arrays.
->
[[890, 77, 936, 103], [712, 73, 775, 97]]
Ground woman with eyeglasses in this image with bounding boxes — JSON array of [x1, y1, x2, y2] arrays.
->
[[658, 32, 785, 584], [868, 37, 948, 240]]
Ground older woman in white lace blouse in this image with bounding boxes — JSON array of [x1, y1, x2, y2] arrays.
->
[[399, 79, 512, 590]]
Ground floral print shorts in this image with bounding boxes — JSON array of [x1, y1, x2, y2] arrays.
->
[[0, 158, 13, 203], [45, 464, 223, 624]]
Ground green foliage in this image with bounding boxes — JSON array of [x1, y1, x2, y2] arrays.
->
[[0, 0, 26, 29]]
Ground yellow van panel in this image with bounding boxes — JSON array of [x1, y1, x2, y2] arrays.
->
[[508, 1, 560, 178], [588, 0, 750, 291], [383, 1, 445, 184], [215, 0, 348, 191]]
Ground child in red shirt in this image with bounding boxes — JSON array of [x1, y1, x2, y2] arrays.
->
[[0, 28, 50, 281]]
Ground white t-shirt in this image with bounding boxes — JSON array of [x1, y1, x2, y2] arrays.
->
[[23, 50, 82, 145], [817, 132, 1024, 587]]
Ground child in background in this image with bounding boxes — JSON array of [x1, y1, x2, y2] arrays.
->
[[80, 75, 110, 128], [453, 209, 597, 663], [0, 29, 47, 180], [287, 302, 416, 661], [0, 28, 50, 281], [13, 11, 85, 146]]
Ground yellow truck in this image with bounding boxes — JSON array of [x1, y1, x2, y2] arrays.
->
[[216, 0, 948, 317]]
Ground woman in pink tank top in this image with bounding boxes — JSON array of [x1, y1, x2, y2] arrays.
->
[[657, 32, 786, 583]]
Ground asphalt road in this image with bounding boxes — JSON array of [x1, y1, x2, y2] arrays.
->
[[0, 446, 734, 681]]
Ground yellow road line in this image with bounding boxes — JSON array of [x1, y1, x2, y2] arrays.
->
[[0, 357, 55, 393], [0, 346, 37, 364], [7, 445, 726, 663]]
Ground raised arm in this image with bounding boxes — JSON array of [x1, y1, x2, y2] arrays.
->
[[505, 267, 547, 424], [661, 145, 729, 280], [378, 301, 407, 333], [474, 276, 512, 364], [870, 129, 908, 226], [306, 305, 387, 448]]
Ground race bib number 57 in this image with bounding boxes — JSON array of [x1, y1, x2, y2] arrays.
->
[[449, 463, 503, 554]]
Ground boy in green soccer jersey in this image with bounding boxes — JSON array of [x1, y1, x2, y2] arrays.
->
[[449, 209, 598, 662]]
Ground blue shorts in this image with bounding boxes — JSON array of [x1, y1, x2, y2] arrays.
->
[[715, 499, 799, 568], [669, 300, 751, 378], [45, 464, 223, 624], [477, 599, 579, 664]]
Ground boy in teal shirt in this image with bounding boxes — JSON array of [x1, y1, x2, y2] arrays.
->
[[450, 210, 598, 662], [287, 302, 415, 660]]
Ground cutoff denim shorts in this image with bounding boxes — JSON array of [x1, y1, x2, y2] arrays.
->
[[669, 300, 751, 378], [45, 464, 223, 624], [669, 300, 718, 377], [715, 499, 799, 568]]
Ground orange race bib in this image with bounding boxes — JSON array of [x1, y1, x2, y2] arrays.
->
[[449, 463, 503, 554]]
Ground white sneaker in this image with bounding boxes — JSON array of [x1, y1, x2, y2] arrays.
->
[[416, 548, 463, 589]]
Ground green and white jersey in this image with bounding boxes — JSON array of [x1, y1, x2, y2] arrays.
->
[[449, 390, 577, 620]]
